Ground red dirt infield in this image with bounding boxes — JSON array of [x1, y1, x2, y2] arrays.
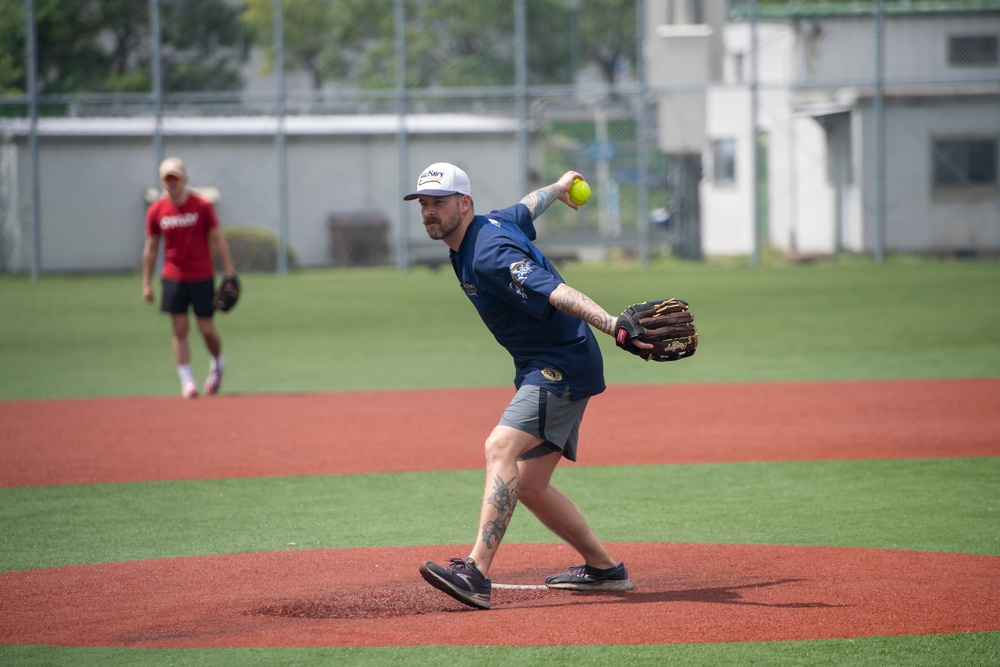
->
[[2, 543, 998, 648], [1, 379, 998, 648], [2, 378, 998, 487]]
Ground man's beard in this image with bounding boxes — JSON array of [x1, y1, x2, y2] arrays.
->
[[423, 214, 459, 240]]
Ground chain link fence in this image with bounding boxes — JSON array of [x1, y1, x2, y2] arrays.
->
[[1, 0, 997, 275]]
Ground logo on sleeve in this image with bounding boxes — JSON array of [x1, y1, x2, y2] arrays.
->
[[508, 260, 533, 299]]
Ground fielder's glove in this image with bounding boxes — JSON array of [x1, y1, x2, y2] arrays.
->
[[213, 274, 241, 313], [614, 299, 698, 362]]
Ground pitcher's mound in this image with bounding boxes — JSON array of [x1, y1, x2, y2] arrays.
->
[[2, 542, 997, 647]]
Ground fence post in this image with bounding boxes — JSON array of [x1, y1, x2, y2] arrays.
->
[[25, 0, 40, 280], [515, 0, 529, 198], [150, 0, 163, 173], [874, 0, 886, 264], [395, 0, 410, 271], [749, 0, 761, 267], [636, 0, 650, 269], [275, 0, 289, 275]]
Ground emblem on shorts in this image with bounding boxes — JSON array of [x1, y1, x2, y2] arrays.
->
[[541, 367, 563, 382]]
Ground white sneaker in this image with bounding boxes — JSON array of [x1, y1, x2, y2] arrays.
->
[[182, 381, 199, 399], [204, 367, 223, 395]]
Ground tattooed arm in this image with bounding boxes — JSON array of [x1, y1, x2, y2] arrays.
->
[[550, 283, 654, 349], [520, 170, 584, 219], [548, 283, 616, 336]]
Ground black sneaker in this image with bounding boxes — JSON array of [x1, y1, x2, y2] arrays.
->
[[545, 561, 633, 591], [419, 557, 492, 609]]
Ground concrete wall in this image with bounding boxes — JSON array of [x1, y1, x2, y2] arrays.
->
[[0, 115, 526, 272]]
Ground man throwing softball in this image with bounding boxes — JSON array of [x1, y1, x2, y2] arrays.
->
[[407, 163, 635, 609], [142, 157, 236, 399]]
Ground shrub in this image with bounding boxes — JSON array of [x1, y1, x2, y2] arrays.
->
[[216, 226, 297, 273]]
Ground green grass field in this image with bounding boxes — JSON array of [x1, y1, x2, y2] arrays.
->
[[2, 258, 999, 666], [3, 258, 999, 399]]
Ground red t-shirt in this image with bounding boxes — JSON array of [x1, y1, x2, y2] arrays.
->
[[145, 192, 219, 281]]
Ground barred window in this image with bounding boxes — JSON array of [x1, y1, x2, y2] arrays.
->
[[932, 137, 998, 189], [948, 35, 999, 67]]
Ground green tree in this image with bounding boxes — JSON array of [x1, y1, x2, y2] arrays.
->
[[0, 0, 24, 94], [243, 0, 393, 90], [578, 0, 637, 84], [20, 0, 113, 94], [158, 0, 247, 92], [241, 0, 635, 91], [408, 0, 572, 88], [244, 0, 338, 90], [0, 0, 246, 96]]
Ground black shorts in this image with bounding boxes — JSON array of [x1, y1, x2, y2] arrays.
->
[[160, 278, 215, 317]]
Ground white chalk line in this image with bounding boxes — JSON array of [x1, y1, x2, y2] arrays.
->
[[492, 583, 549, 590]]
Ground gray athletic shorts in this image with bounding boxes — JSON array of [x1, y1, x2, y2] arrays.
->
[[499, 384, 589, 462]]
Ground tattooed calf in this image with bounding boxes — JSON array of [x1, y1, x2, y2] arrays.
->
[[481, 473, 520, 550]]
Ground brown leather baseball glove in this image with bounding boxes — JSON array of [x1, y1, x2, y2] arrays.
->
[[614, 299, 698, 362], [213, 274, 241, 313]]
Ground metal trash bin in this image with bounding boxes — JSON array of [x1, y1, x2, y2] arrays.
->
[[328, 211, 390, 267]]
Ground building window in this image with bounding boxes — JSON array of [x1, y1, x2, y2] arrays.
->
[[932, 137, 998, 189], [666, 0, 704, 25], [712, 139, 736, 185], [733, 52, 745, 83], [948, 35, 999, 67], [691, 0, 705, 24]]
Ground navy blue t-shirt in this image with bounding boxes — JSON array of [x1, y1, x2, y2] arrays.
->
[[449, 203, 606, 400]]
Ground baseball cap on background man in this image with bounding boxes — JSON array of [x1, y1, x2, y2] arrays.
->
[[159, 157, 187, 181], [403, 162, 472, 200]]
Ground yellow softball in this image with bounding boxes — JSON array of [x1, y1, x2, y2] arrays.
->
[[569, 179, 591, 206]]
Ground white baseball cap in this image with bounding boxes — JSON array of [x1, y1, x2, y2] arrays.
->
[[403, 162, 472, 200]]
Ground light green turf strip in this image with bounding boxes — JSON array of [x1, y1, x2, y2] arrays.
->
[[1, 632, 998, 666], [2, 260, 999, 399], [2, 458, 996, 573]]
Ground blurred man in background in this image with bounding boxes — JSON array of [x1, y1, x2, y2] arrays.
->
[[142, 157, 236, 398]]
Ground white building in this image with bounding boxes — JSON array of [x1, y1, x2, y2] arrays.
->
[[648, 0, 1000, 257]]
